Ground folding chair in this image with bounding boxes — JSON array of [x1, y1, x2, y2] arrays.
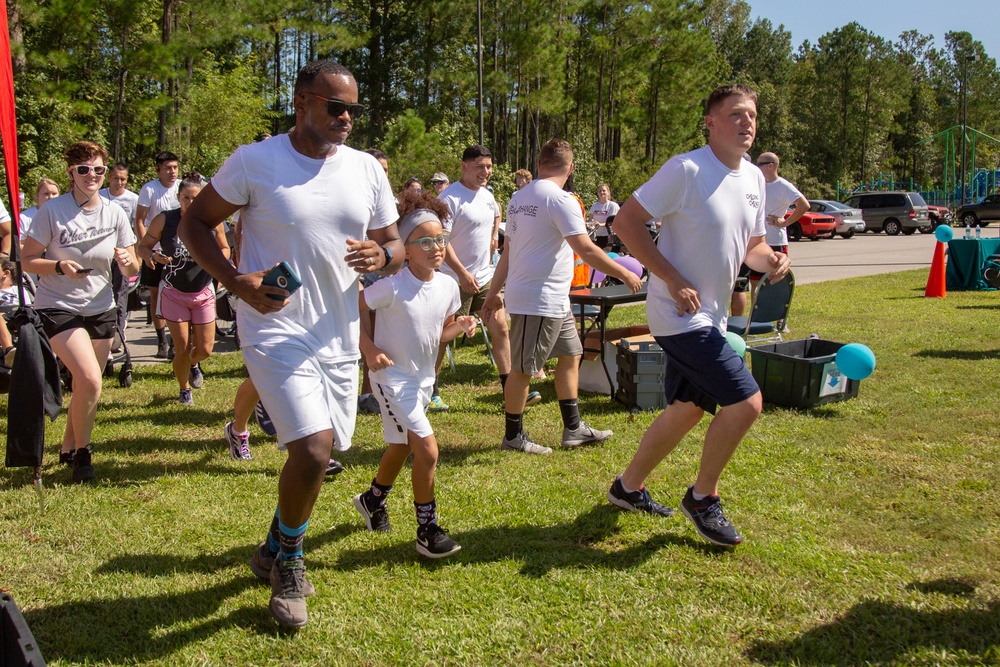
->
[[726, 270, 794, 345], [450, 313, 495, 370]]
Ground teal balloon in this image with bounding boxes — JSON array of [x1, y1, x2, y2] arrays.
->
[[934, 225, 954, 243], [836, 343, 876, 381], [607, 252, 619, 259], [725, 331, 747, 357]]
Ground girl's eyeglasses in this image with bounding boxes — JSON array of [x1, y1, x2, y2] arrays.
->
[[405, 234, 450, 251], [72, 165, 107, 176]]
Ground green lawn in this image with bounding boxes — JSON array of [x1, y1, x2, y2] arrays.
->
[[2, 269, 999, 666]]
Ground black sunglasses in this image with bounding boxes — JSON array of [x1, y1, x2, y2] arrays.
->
[[303, 93, 366, 119]]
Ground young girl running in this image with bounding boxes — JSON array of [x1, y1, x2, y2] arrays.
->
[[353, 189, 476, 558]]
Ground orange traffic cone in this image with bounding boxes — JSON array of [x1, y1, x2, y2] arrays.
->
[[924, 241, 946, 298]]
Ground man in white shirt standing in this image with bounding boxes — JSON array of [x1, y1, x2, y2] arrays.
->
[[484, 139, 641, 454], [434, 145, 524, 411], [756, 152, 808, 254], [180, 59, 402, 628], [606, 84, 790, 547], [100, 163, 141, 351], [135, 152, 180, 358]]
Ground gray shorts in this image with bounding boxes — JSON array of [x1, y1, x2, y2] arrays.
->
[[457, 280, 493, 317], [509, 312, 583, 375]]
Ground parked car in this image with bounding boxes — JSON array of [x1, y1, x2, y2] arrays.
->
[[957, 194, 1000, 227], [925, 204, 954, 231], [785, 208, 836, 241], [809, 200, 866, 239], [842, 191, 930, 235]]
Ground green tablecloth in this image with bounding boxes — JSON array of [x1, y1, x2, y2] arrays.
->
[[946, 238, 1000, 290]]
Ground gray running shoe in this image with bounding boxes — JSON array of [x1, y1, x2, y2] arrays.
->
[[249, 542, 314, 596], [178, 388, 194, 406], [269, 558, 309, 627], [500, 431, 552, 455], [561, 421, 612, 447], [189, 364, 204, 389]]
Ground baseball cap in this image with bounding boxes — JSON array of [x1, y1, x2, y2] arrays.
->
[[431, 172, 449, 184]]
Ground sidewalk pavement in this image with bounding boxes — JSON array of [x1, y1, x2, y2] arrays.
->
[[122, 314, 238, 365]]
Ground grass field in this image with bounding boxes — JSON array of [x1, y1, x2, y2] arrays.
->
[[2, 269, 999, 666]]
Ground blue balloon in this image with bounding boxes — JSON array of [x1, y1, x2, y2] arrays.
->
[[725, 331, 746, 357], [934, 224, 954, 243], [836, 343, 876, 381], [606, 252, 619, 259]]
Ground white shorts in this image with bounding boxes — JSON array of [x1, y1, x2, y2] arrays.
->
[[243, 341, 358, 451], [373, 382, 434, 444]]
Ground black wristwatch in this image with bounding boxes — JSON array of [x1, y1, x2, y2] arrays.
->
[[379, 245, 394, 273]]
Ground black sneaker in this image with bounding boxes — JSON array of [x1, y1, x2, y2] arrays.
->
[[606, 477, 675, 517], [59, 450, 74, 466], [416, 523, 461, 559], [680, 487, 742, 546], [353, 491, 391, 532], [155, 341, 170, 359], [72, 446, 95, 483], [326, 459, 344, 476]]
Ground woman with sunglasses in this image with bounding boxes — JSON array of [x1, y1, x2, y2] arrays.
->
[[138, 172, 229, 406], [22, 141, 139, 483]]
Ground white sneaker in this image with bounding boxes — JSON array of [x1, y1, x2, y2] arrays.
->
[[561, 421, 612, 447], [500, 431, 552, 455]]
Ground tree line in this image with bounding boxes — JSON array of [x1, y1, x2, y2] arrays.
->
[[4, 0, 998, 208]]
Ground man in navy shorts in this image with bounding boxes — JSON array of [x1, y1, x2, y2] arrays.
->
[[605, 84, 790, 547]]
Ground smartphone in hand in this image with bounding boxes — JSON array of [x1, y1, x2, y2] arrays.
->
[[262, 262, 302, 300], [77, 267, 94, 274]]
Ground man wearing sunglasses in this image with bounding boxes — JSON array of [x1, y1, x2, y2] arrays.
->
[[135, 151, 181, 358], [180, 59, 402, 629]]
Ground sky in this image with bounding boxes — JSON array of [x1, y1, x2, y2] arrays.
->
[[748, 0, 998, 62]]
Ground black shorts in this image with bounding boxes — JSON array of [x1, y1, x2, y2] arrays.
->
[[654, 328, 759, 415], [140, 262, 164, 288], [748, 245, 788, 281], [39, 308, 117, 340], [734, 264, 751, 293]]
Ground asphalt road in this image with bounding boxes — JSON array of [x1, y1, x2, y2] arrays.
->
[[123, 228, 977, 366]]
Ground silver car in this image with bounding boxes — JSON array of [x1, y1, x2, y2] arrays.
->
[[809, 200, 866, 239]]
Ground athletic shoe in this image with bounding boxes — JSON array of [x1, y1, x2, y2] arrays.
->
[[178, 388, 194, 406], [561, 421, 612, 447], [59, 450, 74, 466], [680, 486, 743, 547], [72, 446, 95, 483], [357, 393, 380, 415], [168, 344, 175, 360], [427, 395, 449, 412], [606, 477, 675, 517], [525, 391, 542, 407], [269, 558, 309, 627], [249, 542, 314, 596], [255, 401, 277, 437], [416, 523, 461, 559], [500, 431, 552, 455], [326, 459, 344, 476], [353, 491, 391, 532], [189, 364, 204, 389], [225, 421, 253, 461], [155, 341, 170, 359]]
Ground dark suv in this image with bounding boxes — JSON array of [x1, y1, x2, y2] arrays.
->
[[842, 191, 930, 235]]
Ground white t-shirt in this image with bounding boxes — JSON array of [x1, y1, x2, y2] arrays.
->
[[100, 188, 140, 223], [0, 285, 31, 309], [439, 181, 498, 287], [763, 176, 803, 246], [19, 206, 37, 237], [589, 200, 620, 237], [364, 267, 460, 388], [211, 134, 397, 362], [27, 193, 137, 316], [0, 198, 9, 224], [633, 145, 766, 337], [505, 179, 588, 318], [137, 179, 179, 223]]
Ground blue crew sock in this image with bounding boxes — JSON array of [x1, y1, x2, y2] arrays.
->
[[277, 518, 308, 562], [415, 499, 437, 526], [266, 507, 280, 556]]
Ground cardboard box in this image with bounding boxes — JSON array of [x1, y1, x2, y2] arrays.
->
[[579, 326, 651, 395]]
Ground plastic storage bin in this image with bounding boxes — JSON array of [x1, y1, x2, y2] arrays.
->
[[615, 338, 666, 411], [747, 338, 859, 408]]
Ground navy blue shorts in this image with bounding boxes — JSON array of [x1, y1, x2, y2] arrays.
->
[[654, 328, 759, 415]]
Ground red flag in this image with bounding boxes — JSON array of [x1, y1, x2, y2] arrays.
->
[[0, 0, 22, 231]]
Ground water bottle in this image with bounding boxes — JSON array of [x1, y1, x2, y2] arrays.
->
[[965, 222, 971, 239], [976, 224, 981, 239]]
